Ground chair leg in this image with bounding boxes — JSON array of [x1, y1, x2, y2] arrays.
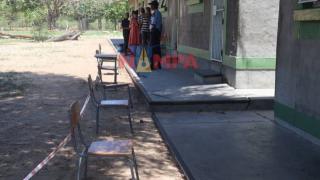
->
[[98, 65, 103, 83], [128, 86, 133, 109], [96, 106, 100, 135], [114, 60, 117, 84], [84, 156, 88, 179], [128, 107, 134, 134], [132, 148, 139, 180], [76, 157, 83, 180], [128, 159, 136, 180], [103, 87, 106, 99]]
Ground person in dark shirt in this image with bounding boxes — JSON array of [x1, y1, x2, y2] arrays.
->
[[121, 13, 130, 55], [149, 0, 162, 70]]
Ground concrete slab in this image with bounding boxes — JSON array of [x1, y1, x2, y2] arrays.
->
[[150, 83, 274, 102], [154, 111, 320, 180], [110, 39, 274, 111]]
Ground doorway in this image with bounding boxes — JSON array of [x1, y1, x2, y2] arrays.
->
[[210, 0, 225, 61]]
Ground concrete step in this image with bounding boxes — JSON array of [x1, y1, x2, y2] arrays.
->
[[194, 69, 222, 84], [148, 97, 274, 112]]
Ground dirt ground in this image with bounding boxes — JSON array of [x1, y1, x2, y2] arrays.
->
[[0, 36, 183, 179]]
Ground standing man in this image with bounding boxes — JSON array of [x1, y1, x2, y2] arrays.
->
[[149, 0, 162, 69], [140, 8, 151, 46], [121, 13, 130, 55]]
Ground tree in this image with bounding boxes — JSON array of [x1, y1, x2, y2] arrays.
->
[[44, 0, 65, 30], [63, 0, 103, 31], [94, 0, 106, 30], [104, 0, 128, 30], [0, 0, 21, 29]]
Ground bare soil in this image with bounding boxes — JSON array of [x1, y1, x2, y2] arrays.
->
[[0, 36, 183, 180]]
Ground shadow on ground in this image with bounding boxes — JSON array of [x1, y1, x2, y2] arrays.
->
[[0, 71, 182, 180]]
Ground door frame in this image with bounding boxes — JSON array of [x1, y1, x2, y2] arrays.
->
[[172, 0, 180, 50], [209, 0, 226, 62]]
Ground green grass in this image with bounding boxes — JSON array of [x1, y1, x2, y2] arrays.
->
[[4, 30, 66, 37], [0, 38, 33, 45]]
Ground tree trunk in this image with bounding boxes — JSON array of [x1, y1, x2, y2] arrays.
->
[[78, 17, 82, 31], [52, 17, 57, 29], [78, 18, 89, 31], [85, 18, 89, 30], [47, 31, 81, 42], [114, 19, 117, 31], [98, 18, 102, 30], [48, 14, 53, 30]]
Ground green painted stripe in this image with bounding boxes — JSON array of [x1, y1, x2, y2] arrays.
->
[[177, 44, 210, 60], [188, 3, 204, 14], [274, 101, 320, 139], [223, 55, 276, 70]]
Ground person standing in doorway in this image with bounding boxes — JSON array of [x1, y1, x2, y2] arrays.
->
[[149, 0, 162, 70], [121, 13, 130, 55]]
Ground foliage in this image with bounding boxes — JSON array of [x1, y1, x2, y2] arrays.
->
[[0, 0, 20, 28], [104, 0, 129, 30], [25, 7, 49, 41], [44, 0, 65, 29], [0, 0, 129, 33]]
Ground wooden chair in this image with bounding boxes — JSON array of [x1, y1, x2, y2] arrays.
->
[[69, 101, 139, 180], [95, 44, 118, 84], [87, 75, 134, 134]]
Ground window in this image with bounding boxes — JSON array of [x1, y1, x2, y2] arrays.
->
[[297, 0, 320, 8]]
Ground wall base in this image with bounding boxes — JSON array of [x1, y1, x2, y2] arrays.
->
[[223, 66, 275, 89]]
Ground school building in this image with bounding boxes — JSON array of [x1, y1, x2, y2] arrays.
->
[[128, 0, 279, 89], [275, 0, 320, 140]]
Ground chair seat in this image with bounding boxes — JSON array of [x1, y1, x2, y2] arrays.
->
[[103, 72, 119, 75], [95, 53, 117, 59], [88, 140, 132, 156], [100, 99, 129, 106], [99, 65, 117, 70]]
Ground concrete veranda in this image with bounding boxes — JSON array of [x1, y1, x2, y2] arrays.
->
[[109, 38, 320, 180], [154, 111, 320, 180]]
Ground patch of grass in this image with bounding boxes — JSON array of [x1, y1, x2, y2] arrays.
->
[[0, 38, 33, 45], [0, 72, 31, 98]]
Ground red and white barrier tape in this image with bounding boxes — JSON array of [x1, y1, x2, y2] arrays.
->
[[23, 133, 71, 180], [80, 95, 90, 117], [23, 95, 91, 180]]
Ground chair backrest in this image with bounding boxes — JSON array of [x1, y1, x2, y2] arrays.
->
[[69, 101, 88, 154], [70, 101, 81, 131], [88, 75, 99, 105]]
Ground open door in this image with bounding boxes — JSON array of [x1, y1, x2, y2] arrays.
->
[[210, 0, 225, 61]]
